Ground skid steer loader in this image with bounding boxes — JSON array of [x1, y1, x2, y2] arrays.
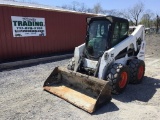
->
[[43, 16, 146, 113]]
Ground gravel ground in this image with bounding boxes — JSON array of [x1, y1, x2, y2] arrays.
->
[[0, 34, 160, 120]]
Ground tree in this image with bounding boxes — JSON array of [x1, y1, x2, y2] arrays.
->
[[120, 9, 136, 26], [140, 9, 154, 27], [71, 1, 79, 11], [85, 8, 93, 13], [92, 3, 103, 14], [141, 14, 150, 27], [121, 2, 144, 26], [61, 5, 71, 10], [61, 1, 79, 11], [61, 1, 88, 13], [105, 9, 122, 17], [78, 3, 87, 12], [129, 2, 144, 25]]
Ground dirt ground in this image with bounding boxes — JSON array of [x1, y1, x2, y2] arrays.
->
[[0, 34, 160, 120]]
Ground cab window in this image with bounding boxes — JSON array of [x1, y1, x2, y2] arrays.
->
[[111, 22, 128, 47]]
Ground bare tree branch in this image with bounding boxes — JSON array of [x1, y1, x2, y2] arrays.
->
[[92, 3, 103, 14], [120, 2, 144, 26]]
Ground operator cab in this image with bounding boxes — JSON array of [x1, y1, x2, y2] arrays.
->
[[84, 16, 129, 60]]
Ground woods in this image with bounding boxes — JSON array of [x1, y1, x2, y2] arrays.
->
[[60, 1, 160, 31]]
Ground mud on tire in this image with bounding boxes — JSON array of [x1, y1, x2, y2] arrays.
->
[[106, 63, 130, 94], [67, 57, 75, 70], [129, 59, 145, 84]]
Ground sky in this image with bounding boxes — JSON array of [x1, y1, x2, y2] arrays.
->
[[17, 0, 160, 14]]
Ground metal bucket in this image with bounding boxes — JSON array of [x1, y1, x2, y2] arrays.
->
[[43, 67, 111, 113]]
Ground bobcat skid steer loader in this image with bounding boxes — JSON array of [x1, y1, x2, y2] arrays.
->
[[43, 16, 146, 113]]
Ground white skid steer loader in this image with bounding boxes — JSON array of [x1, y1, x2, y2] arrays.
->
[[43, 16, 146, 113]]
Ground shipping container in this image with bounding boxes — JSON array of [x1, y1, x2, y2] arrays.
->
[[0, 1, 98, 62]]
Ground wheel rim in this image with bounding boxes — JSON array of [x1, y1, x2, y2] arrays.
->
[[138, 66, 144, 80], [119, 72, 128, 88]]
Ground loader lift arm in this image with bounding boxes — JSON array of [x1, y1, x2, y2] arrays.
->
[[98, 25, 145, 79]]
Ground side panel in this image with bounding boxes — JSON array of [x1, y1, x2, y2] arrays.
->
[[74, 43, 85, 71]]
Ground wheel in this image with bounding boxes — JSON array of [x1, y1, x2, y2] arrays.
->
[[106, 63, 130, 94], [67, 57, 75, 70], [128, 59, 145, 84]]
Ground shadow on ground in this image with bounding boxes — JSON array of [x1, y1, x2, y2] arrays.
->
[[94, 76, 160, 114], [93, 102, 119, 115], [113, 76, 160, 103]]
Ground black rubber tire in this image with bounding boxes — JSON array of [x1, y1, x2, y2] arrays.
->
[[128, 59, 145, 84], [106, 63, 130, 94], [67, 57, 75, 70]]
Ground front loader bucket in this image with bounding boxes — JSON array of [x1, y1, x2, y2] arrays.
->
[[43, 66, 111, 113]]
